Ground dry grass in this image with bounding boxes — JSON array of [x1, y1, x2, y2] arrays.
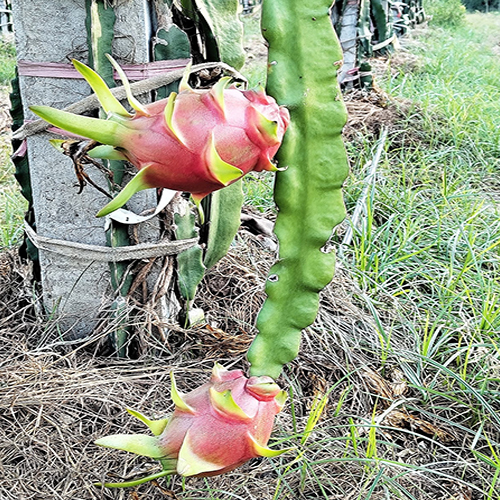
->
[[0, 240, 363, 500], [342, 48, 428, 150], [0, 234, 491, 500]]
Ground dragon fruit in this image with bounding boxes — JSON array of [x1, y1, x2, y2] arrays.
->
[[95, 363, 290, 487], [30, 57, 289, 217]]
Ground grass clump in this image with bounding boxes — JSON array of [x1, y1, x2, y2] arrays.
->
[[240, 9, 268, 88], [424, 0, 467, 28], [385, 14, 500, 179], [0, 131, 27, 250], [0, 37, 16, 86], [339, 12, 500, 498], [0, 36, 24, 249]]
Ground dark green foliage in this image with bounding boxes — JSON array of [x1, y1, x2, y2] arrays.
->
[[462, 0, 500, 11], [153, 15, 200, 316], [10, 73, 39, 269], [85, 0, 132, 356], [10, 75, 30, 205], [203, 180, 243, 270], [371, 0, 394, 54], [172, 0, 245, 307], [358, 0, 372, 57], [85, 0, 115, 84], [174, 0, 245, 69]]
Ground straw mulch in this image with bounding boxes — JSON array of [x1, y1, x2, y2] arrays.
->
[[0, 235, 366, 500], [0, 232, 477, 500]]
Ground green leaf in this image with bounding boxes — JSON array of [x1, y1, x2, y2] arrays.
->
[[248, 433, 294, 458], [87, 144, 127, 161], [72, 59, 131, 117], [371, 0, 394, 52], [209, 387, 250, 421], [96, 166, 155, 217], [30, 105, 125, 147], [106, 54, 149, 115], [210, 76, 231, 116], [207, 134, 243, 186], [170, 372, 196, 414], [191, 0, 245, 70], [95, 434, 165, 458], [203, 180, 243, 270], [126, 408, 170, 436], [84, 0, 133, 310]]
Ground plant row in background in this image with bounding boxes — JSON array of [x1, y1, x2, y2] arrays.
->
[[331, 0, 426, 87]]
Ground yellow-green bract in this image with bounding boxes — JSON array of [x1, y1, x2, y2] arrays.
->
[[247, 0, 349, 379]]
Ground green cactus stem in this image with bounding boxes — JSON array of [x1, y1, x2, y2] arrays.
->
[[175, 0, 245, 70], [358, 0, 373, 58], [371, 0, 395, 54], [202, 180, 243, 270], [174, 206, 205, 323], [85, 0, 132, 355], [11, 72, 39, 270], [154, 24, 191, 98], [247, 0, 349, 379]]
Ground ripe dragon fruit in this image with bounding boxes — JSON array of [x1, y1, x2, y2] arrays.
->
[[95, 363, 290, 487], [30, 56, 289, 217]]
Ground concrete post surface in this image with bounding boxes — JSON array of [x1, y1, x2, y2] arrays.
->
[[12, 0, 162, 336]]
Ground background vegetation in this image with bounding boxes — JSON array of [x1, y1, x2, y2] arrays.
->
[[0, 35, 25, 250], [463, 0, 500, 11], [336, 8, 500, 497], [1, 4, 500, 498]]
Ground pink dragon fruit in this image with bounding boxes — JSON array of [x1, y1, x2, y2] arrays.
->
[[30, 57, 289, 217], [95, 363, 290, 487]]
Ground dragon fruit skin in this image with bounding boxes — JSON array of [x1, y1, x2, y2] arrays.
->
[[94, 364, 290, 486], [30, 58, 290, 217]]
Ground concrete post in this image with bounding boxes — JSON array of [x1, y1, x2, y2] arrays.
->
[[11, 0, 160, 337]]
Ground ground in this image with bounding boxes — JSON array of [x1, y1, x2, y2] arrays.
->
[[1, 13, 499, 500]]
